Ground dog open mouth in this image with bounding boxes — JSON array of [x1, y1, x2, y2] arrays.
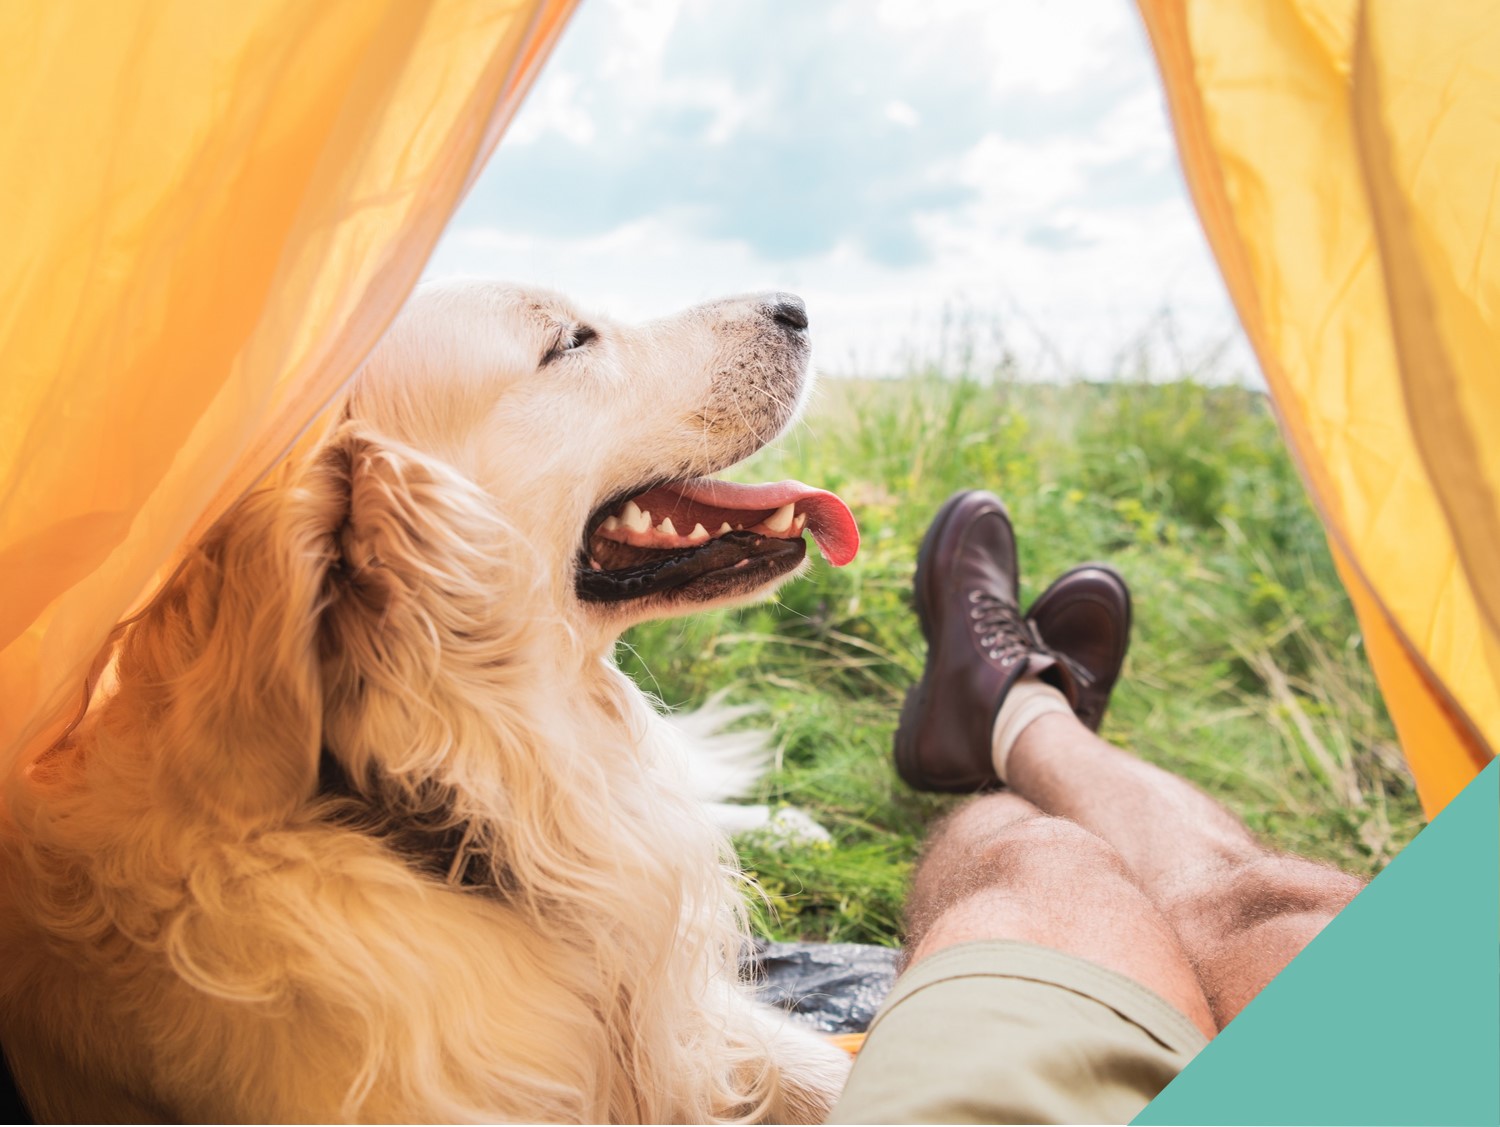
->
[[576, 477, 859, 603]]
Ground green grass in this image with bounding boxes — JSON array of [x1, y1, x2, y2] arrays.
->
[[618, 374, 1423, 946]]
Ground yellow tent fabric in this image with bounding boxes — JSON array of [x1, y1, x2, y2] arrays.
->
[[1138, 0, 1498, 816], [0, 0, 576, 774]]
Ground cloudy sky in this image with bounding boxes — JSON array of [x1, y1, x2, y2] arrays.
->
[[428, 0, 1253, 381]]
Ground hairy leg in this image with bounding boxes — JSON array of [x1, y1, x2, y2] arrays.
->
[[906, 792, 1217, 1039], [1003, 711, 1364, 1026]]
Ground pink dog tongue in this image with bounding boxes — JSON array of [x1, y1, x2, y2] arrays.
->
[[673, 478, 860, 567]]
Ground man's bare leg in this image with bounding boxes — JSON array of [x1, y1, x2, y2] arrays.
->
[[1001, 707, 1365, 1026], [905, 789, 1218, 1039], [892, 489, 1362, 1028]]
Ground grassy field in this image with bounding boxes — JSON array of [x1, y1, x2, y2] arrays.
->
[[618, 374, 1423, 946]]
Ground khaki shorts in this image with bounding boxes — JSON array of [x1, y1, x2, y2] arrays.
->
[[829, 940, 1210, 1125]]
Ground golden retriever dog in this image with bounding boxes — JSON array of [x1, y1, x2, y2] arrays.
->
[[0, 281, 860, 1123]]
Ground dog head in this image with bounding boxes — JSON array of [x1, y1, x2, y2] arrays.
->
[[345, 280, 858, 639]]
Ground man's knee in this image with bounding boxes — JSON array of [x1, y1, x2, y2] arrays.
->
[[910, 807, 1135, 945], [974, 812, 1132, 890], [1169, 852, 1364, 995], [924, 791, 1042, 851], [925, 797, 1126, 882], [1175, 853, 1363, 935]]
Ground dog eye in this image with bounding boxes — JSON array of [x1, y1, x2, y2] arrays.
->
[[541, 324, 597, 366]]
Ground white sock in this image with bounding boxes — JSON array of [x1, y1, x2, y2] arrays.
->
[[991, 677, 1072, 782]]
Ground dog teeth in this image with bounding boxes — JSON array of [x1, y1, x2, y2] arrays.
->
[[603, 501, 806, 545], [589, 558, 601, 571], [620, 501, 651, 533], [764, 503, 795, 534]]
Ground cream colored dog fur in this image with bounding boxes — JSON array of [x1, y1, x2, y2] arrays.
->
[[0, 281, 852, 1122]]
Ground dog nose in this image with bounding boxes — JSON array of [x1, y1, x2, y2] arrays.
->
[[766, 293, 809, 333]]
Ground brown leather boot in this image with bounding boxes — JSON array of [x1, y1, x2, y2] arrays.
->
[[894, 491, 1081, 793], [1025, 564, 1132, 733]]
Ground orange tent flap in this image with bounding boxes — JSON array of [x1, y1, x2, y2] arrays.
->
[[0, 0, 577, 774], [1137, 0, 1498, 816]]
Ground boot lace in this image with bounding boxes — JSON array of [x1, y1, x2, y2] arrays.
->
[[967, 589, 1094, 687]]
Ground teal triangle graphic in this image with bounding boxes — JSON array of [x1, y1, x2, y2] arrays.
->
[[1136, 759, 1499, 1126]]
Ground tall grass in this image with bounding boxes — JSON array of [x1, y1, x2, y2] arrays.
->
[[619, 374, 1422, 945]]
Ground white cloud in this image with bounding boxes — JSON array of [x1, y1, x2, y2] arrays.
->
[[884, 100, 921, 128], [431, 0, 1254, 382], [504, 69, 596, 146], [870, 0, 1138, 96], [593, 0, 687, 82]]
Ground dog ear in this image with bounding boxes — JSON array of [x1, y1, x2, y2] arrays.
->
[[119, 439, 353, 827], [115, 424, 526, 828], [316, 429, 528, 791]]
